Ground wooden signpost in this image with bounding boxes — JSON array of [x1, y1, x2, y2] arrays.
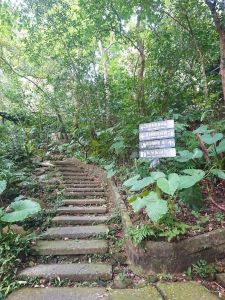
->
[[139, 119, 176, 166]]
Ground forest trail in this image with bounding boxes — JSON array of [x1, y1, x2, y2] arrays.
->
[[7, 160, 219, 300]]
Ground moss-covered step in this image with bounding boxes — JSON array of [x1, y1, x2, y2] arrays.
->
[[7, 287, 108, 300], [62, 198, 107, 205], [18, 263, 112, 281], [57, 206, 107, 214], [64, 191, 105, 198], [40, 225, 109, 239], [52, 215, 109, 225], [7, 286, 162, 300], [158, 282, 218, 300], [33, 239, 108, 255]]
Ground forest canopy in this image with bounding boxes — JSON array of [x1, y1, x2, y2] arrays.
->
[[0, 0, 225, 161]]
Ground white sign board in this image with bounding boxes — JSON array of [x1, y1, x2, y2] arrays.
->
[[139, 119, 176, 159]]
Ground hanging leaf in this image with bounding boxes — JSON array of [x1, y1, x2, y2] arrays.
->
[[157, 173, 180, 196], [0, 180, 7, 194], [130, 176, 154, 192], [211, 169, 225, 179], [1, 199, 41, 223], [123, 175, 140, 187]]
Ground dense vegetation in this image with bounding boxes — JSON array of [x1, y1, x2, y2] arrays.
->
[[0, 0, 225, 297]]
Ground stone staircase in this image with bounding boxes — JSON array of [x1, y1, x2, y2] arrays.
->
[[7, 160, 220, 300], [8, 160, 112, 299]]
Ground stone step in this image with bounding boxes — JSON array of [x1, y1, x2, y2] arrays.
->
[[62, 174, 91, 178], [41, 225, 109, 239], [63, 180, 101, 185], [65, 187, 105, 192], [34, 239, 108, 255], [62, 172, 89, 176], [8, 287, 108, 300], [63, 177, 96, 181], [62, 199, 107, 205], [64, 191, 105, 198], [57, 206, 107, 214], [52, 215, 109, 225], [64, 183, 103, 188], [18, 263, 112, 281]]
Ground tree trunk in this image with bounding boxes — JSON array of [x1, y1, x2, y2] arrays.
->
[[99, 39, 111, 126], [136, 13, 146, 116], [205, 0, 225, 103]]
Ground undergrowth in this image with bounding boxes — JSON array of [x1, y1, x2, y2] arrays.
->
[[0, 232, 35, 299]]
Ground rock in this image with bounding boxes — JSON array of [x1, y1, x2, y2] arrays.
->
[[113, 274, 133, 289], [147, 275, 158, 283], [134, 278, 147, 288]]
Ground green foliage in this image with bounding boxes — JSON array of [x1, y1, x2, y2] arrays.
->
[[126, 217, 189, 245], [0, 181, 7, 194], [124, 168, 205, 222], [1, 199, 41, 223], [0, 232, 35, 298], [179, 184, 203, 211], [186, 260, 217, 279], [157, 173, 180, 196]]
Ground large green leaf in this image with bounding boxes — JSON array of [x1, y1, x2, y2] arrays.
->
[[179, 184, 203, 211], [107, 169, 116, 178], [157, 173, 180, 196], [201, 133, 223, 145], [123, 175, 140, 187], [179, 169, 205, 190], [151, 172, 165, 181], [176, 149, 203, 162], [216, 139, 225, 154], [192, 148, 203, 159], [182, 169, 205, 179], [193, 125, 212, 134], [132, 197, 149, 212], [1, 199, 41, 223], [211, 169, 225, 179], [131, 191, 168, 222], [128, 190, 150, 203], [146, 199, 168, 222], [0, 180, 7, 194], [176, 150, 193, 162], [130, 177, 154, 192]]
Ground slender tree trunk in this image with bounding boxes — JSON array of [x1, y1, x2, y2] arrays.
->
[[99, 40, 110, 125], [136, 13, 146, 116], [205, 0, 225, 103]]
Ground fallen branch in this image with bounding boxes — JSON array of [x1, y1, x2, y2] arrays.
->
[[209, 195, 225, 212]]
